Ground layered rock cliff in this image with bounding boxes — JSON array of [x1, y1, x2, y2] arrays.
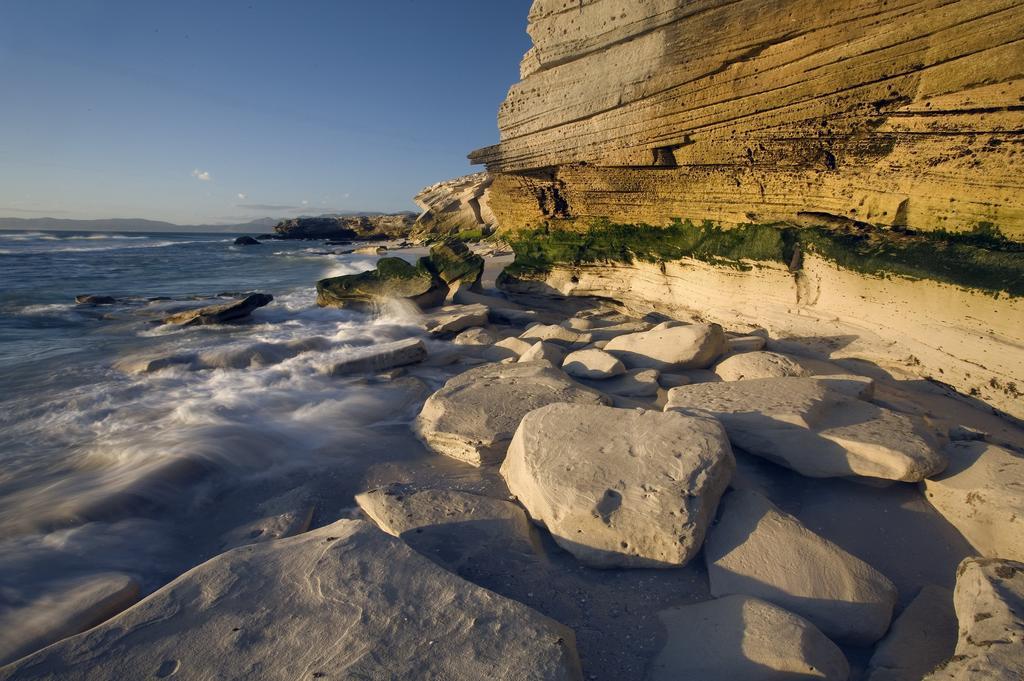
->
[[411, 173, 495, 242], [470, 0, 1024, 419]]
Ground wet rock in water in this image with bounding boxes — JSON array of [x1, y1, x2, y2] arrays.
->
[[705, 489, 898, 645], [604, 323, 726, 371], [649, 595, 849, 681], [220, 493, 316, 551], [74, 295, 117, 306], [452, 327, 496, 345], [665, 377, 946, 481], [0, 573, 140, 666], [922, 557, 1024, 681], [421, 303, 489, 336], [326, 338, 427, 376], [233, 236, 261, 246], [0, 521, 582, 681], [114, 351, 198, 374], [581, 368, 661, 398], [197, 337, 332, 370], [161, 293, 273, 326], [922, 442, 1024, 562], [562, 348, 625, 379], [867, 585, 957, 681], [519, 324, 589, 347], [502, 404, 734, 568], [415, 362, 609, 466], [518, 340, 566, 366], [316, 257, 446, 310], [428, 239, 484, 291], [356, 485, 540, 571], [713, 351, 809, 381]]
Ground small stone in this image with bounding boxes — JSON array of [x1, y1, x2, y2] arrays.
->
[[604, 323, 726, 370], [519, 341, 566, 366], [562, 349, 626, 379]]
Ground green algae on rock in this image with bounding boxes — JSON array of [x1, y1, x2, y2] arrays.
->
[[428, 240, 484, 290], [316, 257, 445, 310]]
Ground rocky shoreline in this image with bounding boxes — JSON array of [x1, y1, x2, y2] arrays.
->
[[3, 238, 1021, 680]]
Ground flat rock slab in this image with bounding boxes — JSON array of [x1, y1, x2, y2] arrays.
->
[[356, 486, 540, 571], [453, 327, 496, 345], [416, 362, 609, 466], [520, 324, 589, 347], [922, 441, 1024, 563], [665, 377, 946, 481], [422, 304, 489, 336], [713, 350, 809, 381], [867, 585, 957, 681], [0, 521, 582, 681], [649, 595, 849, 681], [502, 404, 734, 568], [562, 348, 625, 379], [161, 293, 273, 326], [604, 323, 726, 370], [705, 490, 898, 645], [923, 558, 1024, 681], [581, 368, 660, 398], [0, 573, 140, 666], [327, 338, 427, 376]]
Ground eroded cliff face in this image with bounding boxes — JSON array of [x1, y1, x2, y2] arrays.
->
[[471, 0, 1024, 419], [411, 173, 495, 242]]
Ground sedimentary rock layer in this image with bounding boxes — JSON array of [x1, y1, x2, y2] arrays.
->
[[472, 0, 1024, 237]]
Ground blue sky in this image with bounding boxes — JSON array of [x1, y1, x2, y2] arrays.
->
[[0, 1, 532, 224]]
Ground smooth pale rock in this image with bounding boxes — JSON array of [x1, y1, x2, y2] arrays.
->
[[666, 378, 945, 481], [519, 324, 585, 346], [586, 321, 653, 341], [519, 340, 566, 366], [161, 293, 273, 326], [355, 486, 539, 570], [493, 336, 534, 356], [923, 558, 1024, 681], [714, 351, 809, 381], [922, 442, 1024, 563], [726, 335, 768, 353], [114, 351, 197, 374], [416, 362, 609, 466], [560, 317, 595, 331], [502, 404, 734, 568], [221, 501, 315, 551], [706, 490, 898, 644], [452, 327, 496, 345], [327, 338, 427, 376], [649, 595, 849, 681], [604, 323, 726, 370], [411, 172, 494, 241], [562, 348, 625, 379], [583, 368, 660, 398], [867, 585, 957, 681], [0, 573, 140, 666], [421, 303, 489, 336], [0, 521, 581, 681]]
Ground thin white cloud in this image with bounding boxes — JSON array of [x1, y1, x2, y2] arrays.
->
[[237, 192, 247, 199], [301, 199, 309, 206], [191, 169, 211, 182]]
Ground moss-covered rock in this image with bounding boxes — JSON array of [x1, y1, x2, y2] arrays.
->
[[427, 240, 484, 291], [316, 257, 446, 310]]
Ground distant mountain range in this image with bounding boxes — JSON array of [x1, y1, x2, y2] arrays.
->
[[0, 212, 415, 233]]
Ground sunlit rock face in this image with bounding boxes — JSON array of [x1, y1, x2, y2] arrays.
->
[[412, 172, 495, 241], [470, 0, 1024, 419]]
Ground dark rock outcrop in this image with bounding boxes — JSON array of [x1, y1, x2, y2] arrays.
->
[[316, 257, 446, 310], [273, 214, 415, 241], [74, 295, 117, 306], [161, 293, 273, 326], [233, 236, 261, 246]]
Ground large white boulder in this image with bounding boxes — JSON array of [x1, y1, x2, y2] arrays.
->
[[713, 350, 809, 381], [665, 377, 946, 481], [604, 323, 726, 370], [502, 404, 734, 568], [416, 362, 609, 466], [922, 442, 1024, 562], [923, 557, 1024, 680], [649, 595, 849, 681], [0, 521, 582, 681], [867, 585, 957, 681], [705, 490, 898, 645], [421, 303, 489, 336], [561, 348, 625, 379]]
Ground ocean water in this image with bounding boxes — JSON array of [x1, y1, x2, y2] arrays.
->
[[0, 230, 485, 614]]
